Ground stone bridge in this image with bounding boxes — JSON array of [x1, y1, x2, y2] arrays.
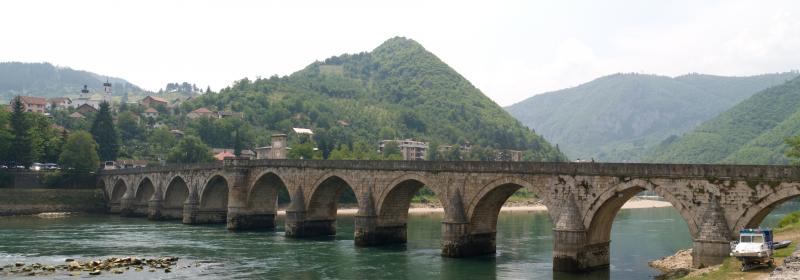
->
[[97, 158, 800, 272]]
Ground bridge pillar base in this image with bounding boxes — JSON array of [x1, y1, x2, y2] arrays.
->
[[285, 211, 336, 237], [441, 222, 496, 257], [108, 203, 121, 214], [182, 201, 199, 224], [160, 207, 183, 220], [354, 215, 407, 246], [692, 239, 730, 268], [193, 210, 227, 224], [119, 198, 136, 217], [552, 229, 609, 272], [227, 213, 276, 230], [147, 200, 163, 220]]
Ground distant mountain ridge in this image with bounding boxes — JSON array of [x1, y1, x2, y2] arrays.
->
[[505, 72, 799, 162], [646, 76, 800, 164], [0, 62, 149, 102]]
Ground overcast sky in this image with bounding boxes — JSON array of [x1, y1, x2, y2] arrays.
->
[[2, 0, 799, 106]]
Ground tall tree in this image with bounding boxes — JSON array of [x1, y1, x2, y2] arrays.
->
[[59, 131, 100, 173], [0, 109, 13, 161], [233, 129, 242, 157], [90, 101, 119, 161], [9, 96, 33, 167], [167, 136, 213, 163]]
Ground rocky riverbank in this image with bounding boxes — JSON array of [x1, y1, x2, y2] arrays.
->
[[1, 256, 179, 277], [769, 245, 800, 280]]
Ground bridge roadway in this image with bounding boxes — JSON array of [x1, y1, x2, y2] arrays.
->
[[97, 157, 800, 272]]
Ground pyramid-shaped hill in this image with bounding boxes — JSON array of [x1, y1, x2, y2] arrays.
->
[[186, 37, 565, 161]]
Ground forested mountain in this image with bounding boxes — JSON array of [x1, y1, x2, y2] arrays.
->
[[646, 76, 800, 164], [0, 62, 149, 102], [183, 37, 565, 161], [505, 72, 798, 162]]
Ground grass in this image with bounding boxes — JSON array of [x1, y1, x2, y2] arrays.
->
[[0, 188, 105, 206]]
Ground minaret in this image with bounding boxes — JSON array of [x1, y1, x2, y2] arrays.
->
[[80, 85, 89, 99], [103, 78, 112, 102]]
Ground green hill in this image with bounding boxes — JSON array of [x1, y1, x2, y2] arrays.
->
[[185, 37, 565, 161], [0, 62, 150, 103], [646, 76, 800, 164], [505, 72, 798, 162]]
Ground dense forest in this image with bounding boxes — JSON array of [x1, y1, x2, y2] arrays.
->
[[646, 76, 800, 164], [177, 37, 565, 161], [505, 72, 799, 162]]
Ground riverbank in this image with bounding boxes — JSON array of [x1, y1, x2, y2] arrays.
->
[[0, 189, 106, 216], [650, 212, 800, 280], [276, 197, 673, 215]]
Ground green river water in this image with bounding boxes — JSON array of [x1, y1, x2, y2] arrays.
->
[[1, 202, 797, 279]]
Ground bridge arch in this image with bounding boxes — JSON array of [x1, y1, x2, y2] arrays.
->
[[584, 179, 696, 244], [110, 178, 128, 204], [248, 171, 290, 214], [376, 173, 438, 227], [466, 176, 540, 235], [134, 177, 156, 204], [733, 182, 800, 233], [307, 173, 358, 221], [200, 175, 229, 209], [162, 175, 190, 219]]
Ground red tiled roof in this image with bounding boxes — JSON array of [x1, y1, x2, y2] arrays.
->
[[143, 96, 169, 103], [144, 107, 158, 113], [214, 151, 235, 161], [18, 96, 47, 105], [192, 107, 213, 113]]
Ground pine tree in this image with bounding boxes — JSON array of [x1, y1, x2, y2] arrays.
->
[[90, 101, 119, 161], [9, 96, 33, 167], [233, 129, 242, 157]]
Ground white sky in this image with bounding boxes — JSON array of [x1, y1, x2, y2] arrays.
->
[[2, 0, 799, 106]]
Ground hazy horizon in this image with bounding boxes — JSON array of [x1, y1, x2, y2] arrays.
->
[[2, 0, 799, 106]]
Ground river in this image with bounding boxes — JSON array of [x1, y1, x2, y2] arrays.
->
[[1, 201, 798, 279]]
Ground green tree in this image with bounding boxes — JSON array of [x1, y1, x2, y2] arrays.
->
[[90, 102, 119, 161], [148, 128, 177, 161], [382, 141, 403, 160], [233, 129, 242, 157], [167, 135, 213, 163], [785, 135, 800, 164], [59, 131, 100, 173], [117, 111, 142, 140], [9, 96, 33, 167], [0, 109, 12, 161], [328, 144, 352, 160]]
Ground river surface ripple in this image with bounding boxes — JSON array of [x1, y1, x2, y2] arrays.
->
[[0, 205, 795, 280]]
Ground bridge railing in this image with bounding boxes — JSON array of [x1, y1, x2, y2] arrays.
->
[[98, 159, 800, 180], [98, 162, 223, 175]]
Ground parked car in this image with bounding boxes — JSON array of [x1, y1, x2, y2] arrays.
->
[[44, 163, 59, 170], [103, 161, 117, 170], [30, 163, 45, 171]]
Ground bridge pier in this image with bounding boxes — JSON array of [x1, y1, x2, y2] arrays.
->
[[182, 198, 199, 224], [119, 196, 135, 217], [147, 198, 163, 220], [285, 211, 336, 237], [441, 221, 496, 257], [552, 196, 610, 272], [108, 202, 121, 214], [354, 215, 407, 246], [691, 198, 731, 268], [552, 230, 610, 272], [227, 208, 277, 230]]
